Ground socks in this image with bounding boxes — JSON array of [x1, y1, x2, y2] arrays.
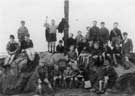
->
[[48, 42, 56, 53]]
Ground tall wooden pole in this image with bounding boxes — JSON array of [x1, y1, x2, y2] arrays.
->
[[64, 0, 69, 50]]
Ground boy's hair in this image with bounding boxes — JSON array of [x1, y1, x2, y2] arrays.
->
[[123, 32, 128, 36], [93, 20, 97, 23], [78, 30, 82, 33], [10, 35, 15, 39], [59, 40, 63, 43], [113, 22, 118, 25], [25, 34, 30, 37], [101, 22, 105, 24], [21, 20, 25, 24]]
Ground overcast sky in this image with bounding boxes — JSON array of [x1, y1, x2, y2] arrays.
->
[[0, 0, 135, 53]]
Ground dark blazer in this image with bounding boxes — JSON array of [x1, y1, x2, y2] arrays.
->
[[89, 26, 100, 41], [110, 28, 122, 47], [122, 38, 133, 55], [67, 38, 76, 48], [56, 45, 65, 53], [21, 39, 33, 50], [99, 27, 110, 44], [110, 28, 122, 42]]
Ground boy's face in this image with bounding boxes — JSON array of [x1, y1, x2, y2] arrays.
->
[[94, 43, 99, 49], [82, 39, 86, 43], [115, 44, 120, 48], [78, 31, 82, 35], [21, 22, 25, 26], [70, 46, 74, 51], [10, 38, 14, 41], [69, 33, 73, 38], [104, 43, 108, 47], [123, 34, 128, 40], [54, 65, 59, 71], [113, 23, 118, 28], [93, 21, 97, 26], [24, 36, 29, 41], [101, 23, 105, 28], [51, 19, 55, 25], [89, 41, 93, 47], [59, 42, 62, 46], [39, 63, 44, 67]]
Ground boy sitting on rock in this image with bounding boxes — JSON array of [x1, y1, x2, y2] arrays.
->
[[21, 34, 35, 61], [4, 35, 19, 65]]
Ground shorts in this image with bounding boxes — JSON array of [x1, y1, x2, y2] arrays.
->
[[49, 33, 57, 42]]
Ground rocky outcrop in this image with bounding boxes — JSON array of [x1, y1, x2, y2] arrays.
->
[[0, 53, 39, 95]]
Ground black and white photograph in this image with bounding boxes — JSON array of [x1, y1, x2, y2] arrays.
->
[[0, 0, 135, 96]]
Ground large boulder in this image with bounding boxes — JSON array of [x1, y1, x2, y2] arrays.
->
[[39, 52, 53, 66], [0, 55, 8, 67], [116, 73, 135, 94], [0, 53, 39, 95], [114, 65, 135, 94], [39, 52, 68, 66], [0, 52, 68, 95]]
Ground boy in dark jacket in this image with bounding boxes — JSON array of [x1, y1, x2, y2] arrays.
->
[[56, 40, 64, 53], [21, 34, 35, 61], [92, 42, 104, 67], [88, 21, 100, 42], [67, 45, 77, 61], [99, 22, 110, 45], [75, 31, 85, 55], [110, 22, 122, 47], [78, 38, 89, 55], [67, 33, 76, 51]]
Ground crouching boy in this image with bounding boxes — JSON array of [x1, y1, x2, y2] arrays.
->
[[63, 66, 74, 88], [53, 64, 62, 88], [36, 63, 53, 95]]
